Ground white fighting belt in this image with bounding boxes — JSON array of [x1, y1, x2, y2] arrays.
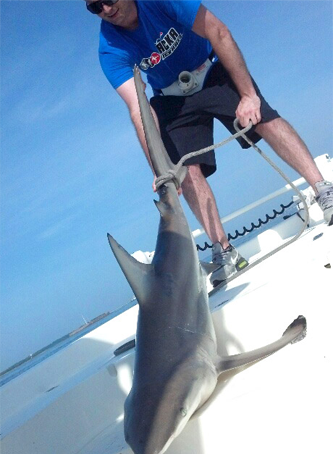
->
[[161, 58, 213, 96]]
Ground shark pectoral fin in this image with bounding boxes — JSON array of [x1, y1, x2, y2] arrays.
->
[[107, 233, 153, 304], [200, 261, 221, 276], [216, 315, 307, 376]]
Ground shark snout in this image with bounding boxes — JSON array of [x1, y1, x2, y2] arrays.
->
[[124, 365, 211, 454], [125, 428, 175, 454], [125, 408, 181, 454]]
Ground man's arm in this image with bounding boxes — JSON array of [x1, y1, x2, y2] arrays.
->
[[192, 5, 261, 127]]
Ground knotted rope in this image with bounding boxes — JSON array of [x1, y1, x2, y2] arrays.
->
[[155, 120, 253, 190], [153, 118, 311, 291]]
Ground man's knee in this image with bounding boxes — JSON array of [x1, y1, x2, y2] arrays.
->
[[184, 164, 205, 183], [182, 164, 207, 192], [255, 117, 282, 135]]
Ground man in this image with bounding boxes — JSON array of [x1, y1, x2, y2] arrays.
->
[[86, 0, 333, 286]]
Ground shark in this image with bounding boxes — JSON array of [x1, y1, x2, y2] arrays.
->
[[107, 65, 307, 454]]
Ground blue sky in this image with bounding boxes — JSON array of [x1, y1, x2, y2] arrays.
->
[[1, 0, 332, 372]]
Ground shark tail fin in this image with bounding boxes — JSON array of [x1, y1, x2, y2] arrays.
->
[[133, 65, 186, 186], [216, 315, 307, 376], [107, 233, 153, 305]]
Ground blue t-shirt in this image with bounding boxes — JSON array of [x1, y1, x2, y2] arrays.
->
[[99, 0, 212, 92]]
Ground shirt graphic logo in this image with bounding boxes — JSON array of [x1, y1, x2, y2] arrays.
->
[[139, 28, 183, 71], [150, 52, 161, 65]]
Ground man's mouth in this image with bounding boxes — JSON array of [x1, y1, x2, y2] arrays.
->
[[107, 8, 119, 19]]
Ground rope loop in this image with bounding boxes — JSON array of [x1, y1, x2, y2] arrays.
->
[[155, 169, 181, 190]]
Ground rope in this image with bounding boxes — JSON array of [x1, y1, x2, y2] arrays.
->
[[155, 117, 310, 292], [155, 121, 253, 190], [209, 119, 310, 294]]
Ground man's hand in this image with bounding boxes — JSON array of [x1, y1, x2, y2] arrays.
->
[[192, 6, 263, 129], [236, 94, 262, 127]]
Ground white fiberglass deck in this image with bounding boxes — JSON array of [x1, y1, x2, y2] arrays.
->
[[1, 155, 332, 454]]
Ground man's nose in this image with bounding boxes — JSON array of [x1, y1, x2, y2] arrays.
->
[[101, 2, 114, 13]]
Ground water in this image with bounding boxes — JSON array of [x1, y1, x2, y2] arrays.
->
[[0, 300, 137, 387]]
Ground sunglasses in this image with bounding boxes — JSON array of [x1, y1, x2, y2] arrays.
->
[[86, 0, 119, 15]]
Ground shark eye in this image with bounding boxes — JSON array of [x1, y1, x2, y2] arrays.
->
[[180, 407, 187, 417]]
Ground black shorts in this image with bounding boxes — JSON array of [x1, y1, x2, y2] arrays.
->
[[150, 62, 280, 178]]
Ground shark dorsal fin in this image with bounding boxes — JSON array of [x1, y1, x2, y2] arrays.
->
[[107, 234, 153, 305]]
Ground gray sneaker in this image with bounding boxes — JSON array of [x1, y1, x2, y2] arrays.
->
[[315, 180, 333, 226], [210, 243, 249, 287]]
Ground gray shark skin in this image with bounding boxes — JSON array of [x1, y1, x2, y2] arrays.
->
[[107, 66, 307, 454]]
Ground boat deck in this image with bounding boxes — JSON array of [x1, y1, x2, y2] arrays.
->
[[81, 221, 333, 454], [1, 154, 332, 454]]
